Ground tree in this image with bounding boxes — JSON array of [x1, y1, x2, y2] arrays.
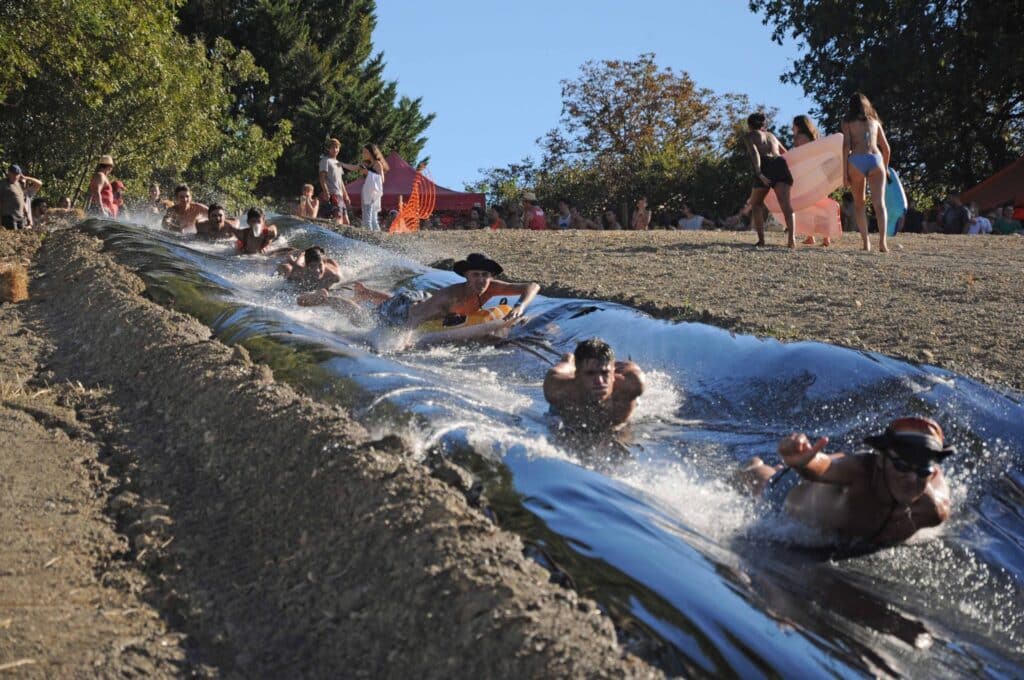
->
[[749, 0, 1024, 197], [0, 0, 285, 206], [178, 0, 434, 194], [472, 54, 765, 221]]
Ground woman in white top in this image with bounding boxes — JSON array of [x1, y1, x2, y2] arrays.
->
[[342, 144, 389, 231]]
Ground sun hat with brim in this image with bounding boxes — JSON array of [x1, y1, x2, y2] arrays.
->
[[98, 155, 114, 166], [453, 252, 503, 277], [522, 191, 538, 202], [864, 416, 956, 468]]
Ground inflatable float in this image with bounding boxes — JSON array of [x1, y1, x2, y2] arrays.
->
[[415, 304, 514, 346], [764, 133, 845, 213], [774, 197, 842, 240], [885, 168, 908, 236]]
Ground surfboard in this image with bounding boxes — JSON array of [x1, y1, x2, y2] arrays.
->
[[764, 133, 845, 213], [885, 168, 908, 236]]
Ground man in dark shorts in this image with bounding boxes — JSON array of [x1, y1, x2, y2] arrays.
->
[[744, 112, 796, 248], [737, 416, 954, 546], [543, 338, 646, 435]]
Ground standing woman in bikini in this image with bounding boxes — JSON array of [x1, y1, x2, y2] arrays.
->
[[792, 115, 831, 247], [842, 93, 891, 252]]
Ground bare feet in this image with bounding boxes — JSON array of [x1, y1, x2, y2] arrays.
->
[[802, 236, 816, 245], [878, 239, 889, 253], [822, 237, 832, 247]]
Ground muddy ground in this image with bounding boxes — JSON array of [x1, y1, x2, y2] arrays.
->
[[0, 229, 655, 678], [339, 227, 1024, 394]]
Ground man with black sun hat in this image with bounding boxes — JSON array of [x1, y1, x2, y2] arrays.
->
[[738, 416, 955, 545]]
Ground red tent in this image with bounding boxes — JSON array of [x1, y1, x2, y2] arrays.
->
[[345, 152, 485, 212], [959, 157, 1024, 212]]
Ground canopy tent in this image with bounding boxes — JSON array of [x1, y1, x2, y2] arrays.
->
[[345, 153, 484, 212], [959, 157, 1024, 212]]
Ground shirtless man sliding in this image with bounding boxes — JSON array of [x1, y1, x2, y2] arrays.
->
[[743, 112, 796, 248], [194, 203, 238, 238], [162, 184, 208, 232], [739, 416, 954, 546], [544, 338, 646, 434], [279, 246, 342, 303]]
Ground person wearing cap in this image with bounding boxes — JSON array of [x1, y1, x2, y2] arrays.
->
[[110, 180, 126, 218], [522, 192, 547, 230], [88, 155, 117, 217], [1, 164, 28, 229], [738, 416, 954, 545], [226, 207, 279, 254], [544, 338, 646, 434], [162, 184, 209, 232]]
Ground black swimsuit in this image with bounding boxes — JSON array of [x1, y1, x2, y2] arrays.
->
[[753, 155, 794, 189]]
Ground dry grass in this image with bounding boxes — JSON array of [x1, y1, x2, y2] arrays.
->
[[0, 264, 29, 303]]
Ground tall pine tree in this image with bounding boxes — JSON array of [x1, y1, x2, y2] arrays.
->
[[178, 0, 433, 195]]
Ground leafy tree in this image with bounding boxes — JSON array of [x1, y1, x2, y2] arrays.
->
[[749, 0, 1024, 196], [178, 0, 434, 194], [472, 54, 765, 222], [0, 0, 285, 206]]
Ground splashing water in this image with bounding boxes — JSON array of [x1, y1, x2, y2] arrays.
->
[[81, 217, 1024, 677]]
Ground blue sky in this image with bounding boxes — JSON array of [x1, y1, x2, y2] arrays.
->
[[374, 1, 813, 189]]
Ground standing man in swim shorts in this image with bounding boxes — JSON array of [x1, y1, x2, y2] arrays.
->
[[738, 416, 954, 546], [543, 338, 646, 434], [743, 112, 796, 248], [318, 138, 351, 225]]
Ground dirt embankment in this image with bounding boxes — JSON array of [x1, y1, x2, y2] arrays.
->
[[338, 227, 1024, 393], [1, 228, 656, 677]]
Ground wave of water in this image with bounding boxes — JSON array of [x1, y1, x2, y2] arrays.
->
[[81, 217, 1024, 677]]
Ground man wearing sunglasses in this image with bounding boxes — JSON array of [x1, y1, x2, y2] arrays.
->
[[740, 417, 954, 545]]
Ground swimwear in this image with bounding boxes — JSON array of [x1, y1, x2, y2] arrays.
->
[[753, 156, 794, 189], [376, 289, 429, 327], [848, 153, 884, 175], [760, 467, 798, 513]]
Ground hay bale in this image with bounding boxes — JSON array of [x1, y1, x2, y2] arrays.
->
[[0, 265, 28, 303]]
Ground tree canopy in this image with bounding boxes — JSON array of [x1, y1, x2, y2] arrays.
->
[[471, 54, 763, 222], [0, 0, 287, 208], [178, 0, 434, 195], [750, 0, 1024, 197]]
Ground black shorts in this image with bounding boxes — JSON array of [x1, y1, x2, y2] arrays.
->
[[753, 156, 794, 189], [1, 215, 24, 230]]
